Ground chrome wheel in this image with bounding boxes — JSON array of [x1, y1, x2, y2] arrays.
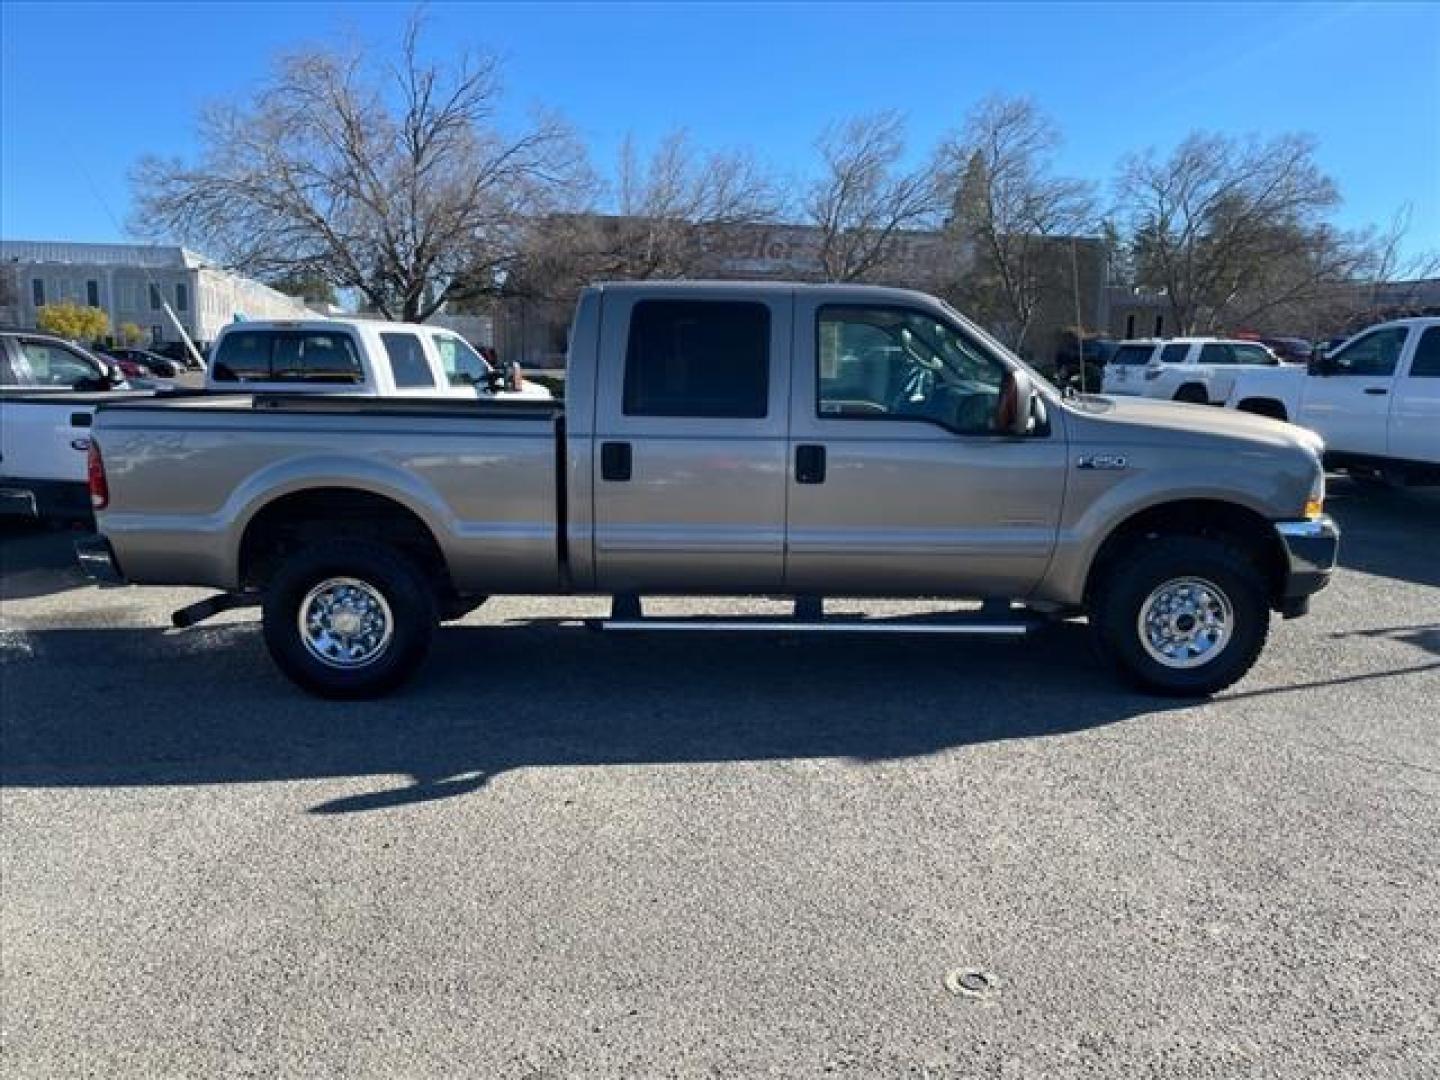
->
[[297, 577, 394, 669], [1137, 577, 1234, 669]]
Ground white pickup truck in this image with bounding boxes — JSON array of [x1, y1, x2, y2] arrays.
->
[[1103, 338, 1284, 404], [1225, 317, 1440, 484], [206, 318, 551, 400]]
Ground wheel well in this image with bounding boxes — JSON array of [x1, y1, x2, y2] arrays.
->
[[1174, 383, 1209, 403], [238, 488, 449, 592], [1085, 499, 1287, 607], [1235, 397, 1288, 421]]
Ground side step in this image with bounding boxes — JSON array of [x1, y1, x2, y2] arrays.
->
[[597, 595, 1038, 637]]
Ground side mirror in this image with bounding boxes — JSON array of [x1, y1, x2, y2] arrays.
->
[[482, 366, 507, 393], [998, 368, 1036, 436]]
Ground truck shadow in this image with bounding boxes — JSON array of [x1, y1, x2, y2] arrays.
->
[[2, 619, 1185, 813], [0, 521, 94, 601], [1326, 479, 1440, 589]]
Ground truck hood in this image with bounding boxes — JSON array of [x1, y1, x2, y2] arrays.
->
[[1067, 393, 1324, 455]]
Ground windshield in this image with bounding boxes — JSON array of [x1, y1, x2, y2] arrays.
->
[[936, 299, 1060, 396]]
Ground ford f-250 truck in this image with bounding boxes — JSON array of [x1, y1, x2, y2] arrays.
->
[[77, 282, 1339, 699]]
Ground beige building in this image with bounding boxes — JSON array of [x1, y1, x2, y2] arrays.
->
[[0, 240, 313, 346]]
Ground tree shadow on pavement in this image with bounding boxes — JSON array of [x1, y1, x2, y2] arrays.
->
[[1, 619, 1180, 813]]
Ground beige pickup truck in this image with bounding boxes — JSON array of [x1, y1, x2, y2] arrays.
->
[[77, 282, 1338, 698]]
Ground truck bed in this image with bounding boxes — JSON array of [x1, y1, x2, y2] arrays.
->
[[92, 392, 568, 594]]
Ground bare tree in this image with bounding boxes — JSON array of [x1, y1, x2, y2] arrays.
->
[[131, 16, 590, 321], [939, 96, 1094, 350], [504, 129, 779, 298], [1113, 132, 1354, 334], [805, 112, 942, 282]]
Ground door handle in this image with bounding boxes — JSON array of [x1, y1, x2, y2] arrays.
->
[[1363, 387, 1389, 396], [795, 444, 826, 484], [600, 441, 632, 481]]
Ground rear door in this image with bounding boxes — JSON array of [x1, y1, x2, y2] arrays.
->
[[591, 290, 792, 593], [783, 298, 1066, 598], [1390, 325, 1440, 465], [1102, 343, 1155, 395], [1145, 342, 1192, 399], [1299, 325, 1408, 456]]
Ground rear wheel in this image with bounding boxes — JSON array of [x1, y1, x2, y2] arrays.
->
[[261, 538, 436, 698], [1089, 535, 1269, 696]]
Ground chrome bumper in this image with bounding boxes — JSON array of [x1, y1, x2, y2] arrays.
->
[[1274, 516, 1339, 612], [74, 534, 125, 586]]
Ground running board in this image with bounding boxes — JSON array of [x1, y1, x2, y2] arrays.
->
[[597, 617, 1035, 636]]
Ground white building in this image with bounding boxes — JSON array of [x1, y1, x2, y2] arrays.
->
[[0, 240, 314, 345]]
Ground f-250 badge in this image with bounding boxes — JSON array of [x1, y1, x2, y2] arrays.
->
[[1076, 454, 1129, 470]]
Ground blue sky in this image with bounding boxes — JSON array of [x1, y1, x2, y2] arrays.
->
[[2, 1, 1437, 262]]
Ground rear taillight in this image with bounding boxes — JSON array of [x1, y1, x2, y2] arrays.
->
[[87, 441, 109, 510]]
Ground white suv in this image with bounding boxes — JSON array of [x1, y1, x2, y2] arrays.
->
[[1103, 337, 1282, 404]]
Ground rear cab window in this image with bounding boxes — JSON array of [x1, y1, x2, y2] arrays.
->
[[623, 300, 770, 418], [211, 329, 363, 384]]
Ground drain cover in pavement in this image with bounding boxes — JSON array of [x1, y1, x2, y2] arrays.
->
[[944, 967, 998, 999]]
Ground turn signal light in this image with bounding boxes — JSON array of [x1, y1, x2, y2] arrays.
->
[[1304, 497, 1324, 519], [87, 441, 110, 510]]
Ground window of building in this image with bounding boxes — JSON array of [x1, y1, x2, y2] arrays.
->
[[1409, 327, 1440, 378], [816, 305, 1008, 435], [151, 325, 165, 344], [32, 279, 45, 306], [86, 280, 100, 307], [1124, 313, 1136, 338], [380, 332, 435, 389], [1328, 326, 1408, 377], [175, 283, 188, 312], [210, 330, 362, 383], [149, 284, 162, 310], [1153, 315, 1164, 336], [431, 332, 489, 388], [623, 300, 770, 418]]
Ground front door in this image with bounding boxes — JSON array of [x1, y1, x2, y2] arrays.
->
[[1390, 324, 1440, 465], [1300, 326, 1408, 456], [784, 299, 1067, 598], [591, 290, 792, 593]]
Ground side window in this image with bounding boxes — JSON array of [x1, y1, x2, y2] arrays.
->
[[272, 333, 363, 382], [210, 331, 271, 382], [817, 305, 1008, 435], [381, 332, 435, 389], [623, 300, 769, 418], [1408, 327, 1440, 378], [0, 343, 23, 386], [1110, 344, 1156, 366], [1233, 344, 1278, 366], [1330, 327, 1407, 377], [18, 340, 102, 388], [1159, 343, 1189, 364], [431, 333, 489, 387], [1199, 343, 1235, 365], [211, 331, 362, 383]]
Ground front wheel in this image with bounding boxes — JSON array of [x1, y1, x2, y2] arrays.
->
[[1089, 536, 1269, 696], [261, 539, 436, 699]]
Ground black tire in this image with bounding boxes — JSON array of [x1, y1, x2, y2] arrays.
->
[[1089, 535, 1269, 696], [261, 538, 436, 699], [1173, 383, 1209, 405]]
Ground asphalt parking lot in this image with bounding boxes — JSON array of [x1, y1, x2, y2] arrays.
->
[[2, 480, 1437, 1078]]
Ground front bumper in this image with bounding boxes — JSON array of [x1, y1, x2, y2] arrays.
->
[[1274, 515, 1339, 614], [74, 534, 126, 586]]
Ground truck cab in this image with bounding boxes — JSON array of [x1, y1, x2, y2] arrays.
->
[[1227, 317, 1440, 483], [206, 318, 550, 400]]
